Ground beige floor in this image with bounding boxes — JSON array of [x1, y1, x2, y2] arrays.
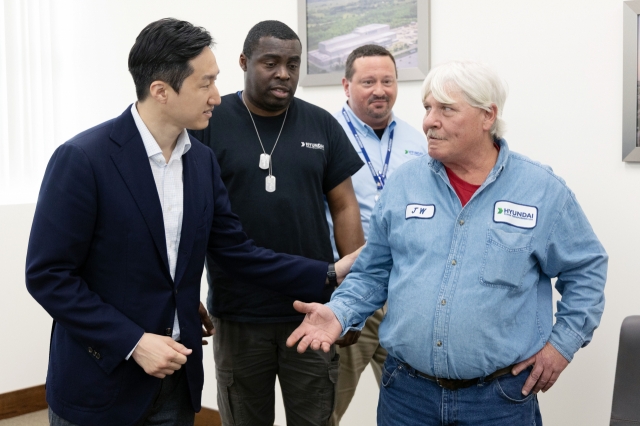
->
[[0, 410, 48, 426]]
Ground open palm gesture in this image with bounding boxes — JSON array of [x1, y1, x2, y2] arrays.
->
[[286, 301, 343, 353]]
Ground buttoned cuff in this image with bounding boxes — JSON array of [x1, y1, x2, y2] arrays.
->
[[326, 300, 365, 337], [549, 321, 584, 362]]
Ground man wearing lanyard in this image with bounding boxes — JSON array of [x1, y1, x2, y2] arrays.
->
[[325, 44, 427, 426]]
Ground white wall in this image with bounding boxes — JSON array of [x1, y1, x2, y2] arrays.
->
[[1, 1, 638, 425]]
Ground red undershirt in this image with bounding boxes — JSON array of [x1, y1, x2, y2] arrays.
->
[[445, 168, 480, 207], [445, 144, 500, 207]]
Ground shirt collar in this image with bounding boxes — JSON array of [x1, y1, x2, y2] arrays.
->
[[342, 101, 396, 138], [429, 137, 510, 183], [130, 103, 192, 164], [486, 137, 509, 179]]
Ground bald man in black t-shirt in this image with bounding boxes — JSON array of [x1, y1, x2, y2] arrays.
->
[[189, 20, 364, 426]]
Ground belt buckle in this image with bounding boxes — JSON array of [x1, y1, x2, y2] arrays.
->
[[436, 377, 464, 391]]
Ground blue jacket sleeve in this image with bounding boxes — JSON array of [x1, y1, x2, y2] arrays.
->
[[25, 144, 144, 375], [204, 149, 330, 302]]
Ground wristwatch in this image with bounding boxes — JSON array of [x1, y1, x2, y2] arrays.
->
[[327, 263, 338, 288]]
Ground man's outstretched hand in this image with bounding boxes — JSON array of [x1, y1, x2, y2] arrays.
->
[[286, 301, 343, 353]]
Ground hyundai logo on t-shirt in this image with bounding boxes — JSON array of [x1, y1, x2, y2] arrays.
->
[[301, 142, 325, 150]]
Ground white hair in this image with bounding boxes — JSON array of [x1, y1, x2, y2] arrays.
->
[[421, 61, 508, 138]]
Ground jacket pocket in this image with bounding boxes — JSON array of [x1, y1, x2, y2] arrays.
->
[[50, 330, 123, 410], [479, 227, 533, 290]]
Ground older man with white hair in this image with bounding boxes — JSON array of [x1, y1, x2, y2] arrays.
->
[[286, 60, 607, 425]]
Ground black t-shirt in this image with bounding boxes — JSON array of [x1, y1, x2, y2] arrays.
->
[[190, 92, 363, 322]]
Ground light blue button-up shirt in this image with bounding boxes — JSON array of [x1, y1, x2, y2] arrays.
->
[[328, 139, 607, 379], [326, 103, 427, 259]]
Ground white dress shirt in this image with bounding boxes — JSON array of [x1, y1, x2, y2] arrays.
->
[[127, 103, 191, 357]]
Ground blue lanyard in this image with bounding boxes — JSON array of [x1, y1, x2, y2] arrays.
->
[[342, 108, 394, 190]]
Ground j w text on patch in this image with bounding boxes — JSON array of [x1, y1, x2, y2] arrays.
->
[[405, 204, 435, 219]]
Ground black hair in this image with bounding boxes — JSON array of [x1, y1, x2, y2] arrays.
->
[[128, 18, 214, 101], [344, 44, 397, 80], [242, 20, 300, 59]]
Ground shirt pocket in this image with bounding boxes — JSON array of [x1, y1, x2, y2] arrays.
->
[[479, 227, 533, 290]]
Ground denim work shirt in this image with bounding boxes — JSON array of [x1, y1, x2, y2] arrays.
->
[[327, 139, 608, 379]]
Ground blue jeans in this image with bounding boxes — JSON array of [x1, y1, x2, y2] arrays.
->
[[377, 356, 542, 426]]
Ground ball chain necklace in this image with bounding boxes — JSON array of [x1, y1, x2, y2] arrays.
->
[[241, 91, 289, 192]]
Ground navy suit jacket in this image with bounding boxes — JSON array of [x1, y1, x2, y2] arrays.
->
[[25, 107, 329, 426]]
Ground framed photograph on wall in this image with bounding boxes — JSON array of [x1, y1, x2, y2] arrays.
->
[[297, 0, 430, 87], [623, 1, 640, 162]]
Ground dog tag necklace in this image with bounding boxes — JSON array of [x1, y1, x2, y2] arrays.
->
[[242, 91, 288, 192]]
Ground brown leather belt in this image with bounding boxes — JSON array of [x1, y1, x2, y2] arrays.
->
[[400, 362, 515, 391]]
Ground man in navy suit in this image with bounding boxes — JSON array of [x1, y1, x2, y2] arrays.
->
[[25, 18, 354, 426]]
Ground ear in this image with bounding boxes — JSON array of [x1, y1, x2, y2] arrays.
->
[[239, 53, 248, 72], [342, 77, 350, 99], [148, 80, 169, 104], [482, 104, 498, 132]]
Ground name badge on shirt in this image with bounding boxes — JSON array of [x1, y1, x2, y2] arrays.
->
[[493, 201, 538, 229], [405, 204, 435, 219]]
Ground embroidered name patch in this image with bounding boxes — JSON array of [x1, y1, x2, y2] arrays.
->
[[493, 201, 537, 229], [405, 204, 435, 219], [301, 142, 325, 150]]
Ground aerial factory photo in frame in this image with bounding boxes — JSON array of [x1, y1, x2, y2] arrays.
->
[[299, 0, 429, 86]]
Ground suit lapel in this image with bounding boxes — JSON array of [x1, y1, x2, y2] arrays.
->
[[173, 143, 201, 287], [109, 107, 171, 278]]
